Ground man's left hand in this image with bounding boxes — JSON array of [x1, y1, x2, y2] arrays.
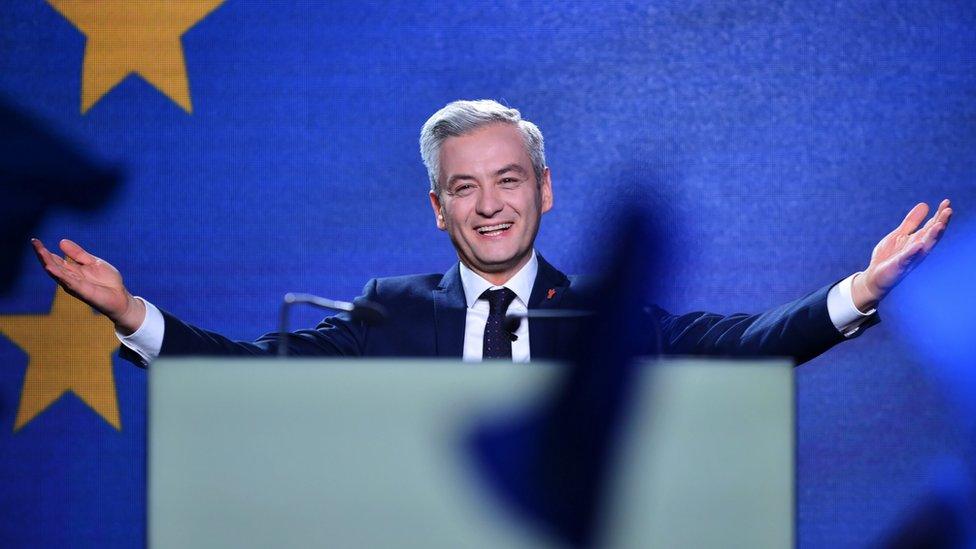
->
[[852, 199, 953, 312]]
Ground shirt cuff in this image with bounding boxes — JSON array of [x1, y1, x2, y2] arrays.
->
[[827, 273, 877, 337], [115, 297, 164, 365]]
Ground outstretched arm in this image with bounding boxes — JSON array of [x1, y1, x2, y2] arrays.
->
[[654, 200, 953, 365], [653, 283, 861, 366], [31, 237, 369, 366]]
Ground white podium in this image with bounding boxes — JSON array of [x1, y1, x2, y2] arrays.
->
[[149, 358, 793, 548]]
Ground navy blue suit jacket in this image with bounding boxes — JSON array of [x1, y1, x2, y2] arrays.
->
[[121, 254, 875, 367]]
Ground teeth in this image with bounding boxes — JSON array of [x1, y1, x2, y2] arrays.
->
[[477, 223, 512, 234]]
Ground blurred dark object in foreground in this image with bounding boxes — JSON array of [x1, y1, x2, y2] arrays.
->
[[0, 97, 119, 294], [468, 210, 664, 547], [876, 458, 976, 549], [884, 222, 976, 549]]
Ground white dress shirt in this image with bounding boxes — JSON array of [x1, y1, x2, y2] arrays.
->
[[458, 250, 537, 363], [118, 254, 875, 365]]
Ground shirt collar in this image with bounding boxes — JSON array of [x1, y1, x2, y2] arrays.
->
[[458, 250, 538, 309]]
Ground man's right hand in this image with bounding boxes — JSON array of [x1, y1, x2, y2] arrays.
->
[[31, 238, 146, 335]]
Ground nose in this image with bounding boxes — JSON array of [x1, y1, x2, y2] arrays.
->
[[475, 184, 504, 217]]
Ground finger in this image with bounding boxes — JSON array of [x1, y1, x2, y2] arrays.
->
[[921, 221, 946, 254], [47, 254, 78, 281], [897, 240, 926, 270], [932, 203, 951, 223], [940, 206, 953, 227], [920, 207, 952, 244], [916, 203, 946, 235], [921, 199, 952, 231], [909, 214, 942, 251], [58, 255, 85, 279], [32, 239, 64, 272], [59, 239, 96, 265], [30, 238, 53, 267], [929, 198, 949, 216], [34, 243, 71, 282], [894, 203, 929, 236]]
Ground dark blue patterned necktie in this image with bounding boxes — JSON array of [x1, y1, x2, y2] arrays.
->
[[482, 288, 517, 360]]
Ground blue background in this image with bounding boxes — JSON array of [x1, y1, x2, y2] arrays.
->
[[1, 1, 974, 546]]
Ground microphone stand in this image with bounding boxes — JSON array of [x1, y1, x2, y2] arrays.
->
[[277, 292, 386, 358], [504, 309, 595, 340]]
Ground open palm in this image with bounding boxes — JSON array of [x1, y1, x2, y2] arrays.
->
[[856, 200, 953, 309], [31, 238, 139, 329]]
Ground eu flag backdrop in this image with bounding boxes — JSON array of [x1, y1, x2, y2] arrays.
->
[[1, 1, 974, 546]]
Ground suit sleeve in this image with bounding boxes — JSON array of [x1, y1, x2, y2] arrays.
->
[[119, 279, 377, 368], [649, 283, 880, 366]]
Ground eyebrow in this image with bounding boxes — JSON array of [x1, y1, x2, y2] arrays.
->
[[445, 164, 529, 188], [494, 164, 528, 177]]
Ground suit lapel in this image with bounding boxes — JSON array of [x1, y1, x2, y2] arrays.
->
[[432, 263, 467, 358], [527, 254, 571, 361]]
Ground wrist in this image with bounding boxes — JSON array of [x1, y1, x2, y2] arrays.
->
[[114, 293, 146, 336], [851, 272, 881, 314]]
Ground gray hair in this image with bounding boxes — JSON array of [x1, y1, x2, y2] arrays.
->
[[420, 99, 546, 193]]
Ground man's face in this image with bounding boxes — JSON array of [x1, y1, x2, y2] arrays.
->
[[429, 123, 553, 283]]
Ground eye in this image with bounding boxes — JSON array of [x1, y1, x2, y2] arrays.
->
[[451, 183, 475, 196], [499, 177, 521, 187]]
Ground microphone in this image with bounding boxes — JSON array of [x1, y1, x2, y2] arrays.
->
[[504, 309, 595, 338], [277, 292, 388, 357]]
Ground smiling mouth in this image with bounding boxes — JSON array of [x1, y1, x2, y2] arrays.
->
[[476, 223, 513, 237]]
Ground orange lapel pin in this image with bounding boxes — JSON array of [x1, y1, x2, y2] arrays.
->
[[546, 288, 556, 300]]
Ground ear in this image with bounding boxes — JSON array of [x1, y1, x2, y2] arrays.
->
[[429, 190, 447, 230], [539, 167, 554, 214]]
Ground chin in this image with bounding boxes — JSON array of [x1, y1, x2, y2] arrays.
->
[[473, 251, 526, 272]]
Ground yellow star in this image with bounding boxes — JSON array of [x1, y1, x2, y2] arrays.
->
[[47, 0, 225, 114], [0, 286, 121, 432]]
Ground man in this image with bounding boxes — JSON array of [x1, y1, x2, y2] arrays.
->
[[31, 100, 953, 366]]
